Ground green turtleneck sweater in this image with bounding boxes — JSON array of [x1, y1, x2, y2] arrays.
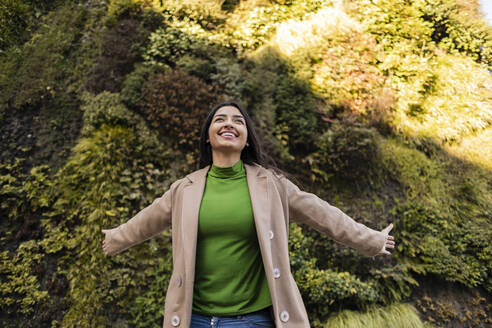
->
[[192, 159, 272, 315]]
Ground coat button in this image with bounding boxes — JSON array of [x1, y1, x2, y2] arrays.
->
[[273, 267, 280, 279], [280, 310, 289, 322], [171, 314, 180, 326], [268, 230, 274, 239], [177, 275, 182, 287]]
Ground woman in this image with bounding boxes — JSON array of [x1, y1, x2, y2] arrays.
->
[[101, 101, 395, 328]]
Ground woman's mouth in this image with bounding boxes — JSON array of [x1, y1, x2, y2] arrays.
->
[[220, 132, 237, 139]]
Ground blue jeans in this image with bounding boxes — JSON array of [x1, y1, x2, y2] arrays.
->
[[190, 307, 274, 328]]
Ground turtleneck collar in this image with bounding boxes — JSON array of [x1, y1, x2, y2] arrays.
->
[[208, 159, 245, 179]]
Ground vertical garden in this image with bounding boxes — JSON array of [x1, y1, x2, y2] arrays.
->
[[0, 0, 491, 327]]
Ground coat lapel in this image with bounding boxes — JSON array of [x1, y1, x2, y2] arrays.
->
[[182, 166, 209, 277], [245, 163, 270, 233]]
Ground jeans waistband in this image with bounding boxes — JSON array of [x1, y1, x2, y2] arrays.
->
[[193, 306, 272, 319]]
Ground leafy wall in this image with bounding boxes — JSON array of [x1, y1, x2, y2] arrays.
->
[[0, 0, 491, 327]]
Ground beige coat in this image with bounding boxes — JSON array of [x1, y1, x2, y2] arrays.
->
[[104, 162, 387, 327]]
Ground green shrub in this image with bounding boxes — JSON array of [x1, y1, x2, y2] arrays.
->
[[0, 0, 59, 51], [86, 14, 158, 93], [157, 0, 226, 30], [311, 120, 380, 182], [309, 31, 385, 114], [120, 63, 163, 109], [0, 3, 89, 110], [223, 0, 329, 54], [129, 236, 173, 328], [290, 224, 379, 320], [143, 17, 229, 68], [38, 125, 175, 327], [81, 91, 137, 135], [380, 139, 442, 198], [394, 201, 492, 291], [391, 53, 492, 144], [209, 57, 245, 101], [0, 241, 48, 315], [0, 0, 31, 51], [140, 68, 223, 158], [0, 161, 52, 315], [176, 55, 217, 81], [419, 0, 492, 64], [273, 74, 319, 156]]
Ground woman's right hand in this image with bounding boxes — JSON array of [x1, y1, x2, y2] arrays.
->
[[101, 229, 109, 255]]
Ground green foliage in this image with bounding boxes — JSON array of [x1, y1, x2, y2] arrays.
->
[[311, 120, 379, 181], [319, 303, 425, 328], [356, 0, 433, 53], [0, 0, 58, 51], [0, 241, 48, 314], [273, 73, 319, 156], [2, 0, 492, 326], [129, 235, 173, 328], [379, 137, 492, 292], [418, 0, 492, 64], [224, 0, 330, 54], [140, 68, 222, 158], [81, 91, 138, 135], [356, 0, 492, 65], [86, 0, 164, 94], [391, 53, 492, 144], [210, 57, 245, 101], [0, 3, 89, 110], [0, 161, 52, 315], [120, 63, 163, 109], [380, 138, 444, 202], [290, 224, 379, 320], [176, 55, 217, 81], [394, 202, 492, 291], [158, 0, 226, 30], [0, 0, 31, 51], [309, 31, 385, 114], [105, 0, 162, 28], [38, 124, 175, 327], [0, 159, 53, 240], [143, 19, 228, 68], [353, 0, 492, 146]]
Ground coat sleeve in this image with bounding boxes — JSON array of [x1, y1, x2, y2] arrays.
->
[[280, 176, 386, 257], [104, 182, 175, 255]]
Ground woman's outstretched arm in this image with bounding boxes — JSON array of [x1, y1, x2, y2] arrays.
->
[[281, 177, 395, 257], [101, 185, 174, 256]]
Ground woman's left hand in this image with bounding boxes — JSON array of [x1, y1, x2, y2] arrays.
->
[[378, 223, 395, 255]]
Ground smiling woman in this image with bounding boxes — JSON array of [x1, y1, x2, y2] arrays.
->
[[101, 101, 395, 328]]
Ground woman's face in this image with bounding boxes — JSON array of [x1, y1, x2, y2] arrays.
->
[[207, 106, 248, 155]]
